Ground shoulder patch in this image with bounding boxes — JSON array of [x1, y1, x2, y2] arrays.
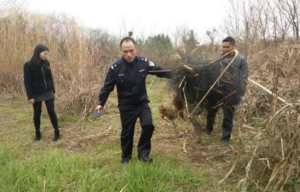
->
[[137, 57, 148, 63], [110, 59, 122, 70], [149, 61, 155, 67]]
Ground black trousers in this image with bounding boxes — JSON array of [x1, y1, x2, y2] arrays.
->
[[33, 99, 59, 132], [119, 103, 154, 158], [206, 104, 235, 141]]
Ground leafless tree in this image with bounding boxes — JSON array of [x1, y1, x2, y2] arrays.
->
[[206, 28, 218, 54], [274, 0, 300, 39], [223, 0, 244, 36], [0, 0, 25, 10], [255, 0, 271, 48], [273, 10, 291, 41]]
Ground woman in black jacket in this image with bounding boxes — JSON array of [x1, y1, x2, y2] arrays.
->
[[24, 44, 60, 141]]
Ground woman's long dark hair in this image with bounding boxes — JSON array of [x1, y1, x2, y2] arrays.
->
[[31, 44, 50, 69]]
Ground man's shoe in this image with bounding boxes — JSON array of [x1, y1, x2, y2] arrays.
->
[[221, 140, 229, 146], [206, 129, 213, 135], [122, 159, 130, 165], [138, 154, 153, 163], [121, 156, 131, 165]]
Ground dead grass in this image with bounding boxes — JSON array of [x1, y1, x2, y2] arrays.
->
[[1, 6, 300, 192]]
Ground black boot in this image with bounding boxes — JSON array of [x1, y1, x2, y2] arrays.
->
[[54, 130, 60, 141], [35, 130, 41, 141], [138, 154, 153, 163], [121, 155, 132, 165]]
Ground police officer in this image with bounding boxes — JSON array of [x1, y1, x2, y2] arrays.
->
[[206, 36, 248, 146], [95, 37, 173, 164]]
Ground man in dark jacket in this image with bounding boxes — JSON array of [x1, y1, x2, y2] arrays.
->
[[95, 37, 172, 164], [206, 36, 248, 146]]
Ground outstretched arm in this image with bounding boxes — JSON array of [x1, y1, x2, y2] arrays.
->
[[147, 61, 173, 78]]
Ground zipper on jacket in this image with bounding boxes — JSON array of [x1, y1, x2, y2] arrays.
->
[[41, 67, 47, 91]]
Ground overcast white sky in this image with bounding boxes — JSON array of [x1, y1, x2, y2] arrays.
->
[[26, 0, 229, 42]]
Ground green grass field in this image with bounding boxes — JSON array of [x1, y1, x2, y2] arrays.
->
[[0, 77, 252, 192]]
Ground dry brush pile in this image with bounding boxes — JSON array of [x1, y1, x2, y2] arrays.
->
[[159, 44, 300, 191]]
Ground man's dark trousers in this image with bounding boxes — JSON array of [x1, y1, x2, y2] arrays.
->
[[119, 103, 154, 159], [206, 104, 235, 141]]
